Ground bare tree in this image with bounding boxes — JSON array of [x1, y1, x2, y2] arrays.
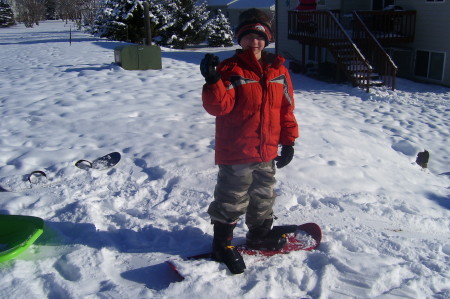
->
[[79, 0, 101, 27], [15, 0, 46, 27], [55, 0, 74, 23], [56, 0, 99, 27]]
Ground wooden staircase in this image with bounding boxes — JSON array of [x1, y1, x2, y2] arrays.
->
[[352, 11, 397, 90], [287, 10, 412, 91], [328, 39, 380, 92]]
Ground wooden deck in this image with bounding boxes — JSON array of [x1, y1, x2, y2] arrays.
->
[[287, 10, 416, 91], [288, 10, 416, 47]]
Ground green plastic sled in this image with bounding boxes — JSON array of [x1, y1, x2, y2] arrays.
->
[[0, 215, 44, 262]]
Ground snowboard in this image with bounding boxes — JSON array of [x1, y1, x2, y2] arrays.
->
[[0, 152, 121, 192], [167, 223, 321, 279], [74, 151, 121, 171], [189, 223, 321, 259], [0, 214, 44, 262]]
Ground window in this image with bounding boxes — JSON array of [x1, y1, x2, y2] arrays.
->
[[429, 52, 445, 80], [415, 51, 429, 77], [414, 50, 445, 81]]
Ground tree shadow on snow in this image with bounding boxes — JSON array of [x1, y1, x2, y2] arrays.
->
[[161, 47, 237, 66], [62, 63, 120, 73], [35, 221, 210, 255], [121, 262, 183, 290], [0, 30, 123, 49], [33, 220, 201, 289], [425, 191, 450, 210]]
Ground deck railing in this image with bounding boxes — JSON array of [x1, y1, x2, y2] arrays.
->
[[288, 10, 343, 47], [288, 10, 373, 91], [352, 11, 398, 90], [356, 10, 416, 44]]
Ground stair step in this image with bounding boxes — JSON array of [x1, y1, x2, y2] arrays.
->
[[370, 80, 384, 86], [329, 41, 353, 46], [357, 79, 384, 86], [346, 65, 372, 71], [335, 55, 357, 60], [352, 73, 372, 79], [341, 60, 368, 66]]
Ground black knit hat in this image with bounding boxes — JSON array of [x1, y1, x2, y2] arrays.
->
[[235, 9, 273, 47]]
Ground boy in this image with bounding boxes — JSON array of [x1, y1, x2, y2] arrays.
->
[[200, 9, 299, 274]]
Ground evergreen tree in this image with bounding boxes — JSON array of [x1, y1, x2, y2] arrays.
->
[[0, 2, 15, 27], [206, 10, 233, 47], [93, 0, 168, 43], [46, 0, 57, 20], [93, 0, 139, 42], [92, 0, 231, 49], [93, 0, 162, 43], [158, 0, 210, 49]]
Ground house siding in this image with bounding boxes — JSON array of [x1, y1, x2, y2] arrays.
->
[[341, 0, 371, 13], [276, 0, 302, 60], [396, 0, 450, 86]]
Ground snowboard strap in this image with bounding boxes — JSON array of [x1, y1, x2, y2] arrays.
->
[[75, 159, 93, 170], [270, 225, 299, 236], [27, 171, 47, 184]]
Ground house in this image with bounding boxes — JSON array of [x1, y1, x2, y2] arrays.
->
[[275, 0, 450, 90], [206, 0, 275, 29]]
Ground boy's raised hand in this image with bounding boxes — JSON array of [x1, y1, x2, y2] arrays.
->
[[200, 54, 221, 84]]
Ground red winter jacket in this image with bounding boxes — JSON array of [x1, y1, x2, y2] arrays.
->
[[296, 0, 317, 22], [202, 50, 299, 165], [296, 0, 317, 11]]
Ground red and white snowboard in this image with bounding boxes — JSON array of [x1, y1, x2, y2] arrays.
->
[[167, 223, 321, 280], [240, 222, 321, 257]]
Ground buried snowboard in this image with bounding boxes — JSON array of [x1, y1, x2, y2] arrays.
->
[[0, 152, 121, 192], [167, 223, 321, 279], [74, 151, 121, 171]]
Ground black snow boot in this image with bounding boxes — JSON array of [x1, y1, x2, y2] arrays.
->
[[246, 218, 288, 251], [211, 222, 246, 274]]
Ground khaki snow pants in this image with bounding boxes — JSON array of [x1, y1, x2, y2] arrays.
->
[[207, 161, 276, 229]]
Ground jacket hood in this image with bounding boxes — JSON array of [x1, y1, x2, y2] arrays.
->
[[235, 49, 286, 70]]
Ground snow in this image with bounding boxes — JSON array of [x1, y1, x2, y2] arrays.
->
[[228, 0, 275, 10], [0, 21, 449, 298], [206, 0, 240, 6]]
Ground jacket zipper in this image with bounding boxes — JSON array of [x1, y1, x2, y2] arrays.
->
[[260, 73, 268, 161]]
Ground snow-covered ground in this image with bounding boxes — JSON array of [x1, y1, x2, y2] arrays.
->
[[0, 21, 449, 299]]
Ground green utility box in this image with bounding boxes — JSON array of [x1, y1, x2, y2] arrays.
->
[[114, 45, 162, 70]]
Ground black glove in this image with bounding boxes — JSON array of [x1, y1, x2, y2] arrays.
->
[[200, 53, 220, 84], [275, 145, 294, 169]]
